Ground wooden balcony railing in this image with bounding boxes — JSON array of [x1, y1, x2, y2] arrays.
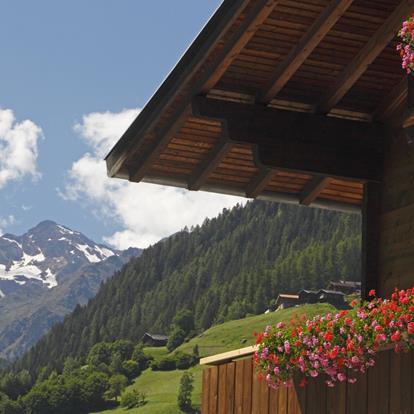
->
[[200, 346, 413, 413]]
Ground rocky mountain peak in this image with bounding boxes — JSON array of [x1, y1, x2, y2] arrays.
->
[[0, 221, 140, 360], [0, 221, 129, 293]]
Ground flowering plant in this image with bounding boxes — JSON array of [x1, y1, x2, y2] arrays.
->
[[397, 17, 414, 73], [254, 288, 414, 389]]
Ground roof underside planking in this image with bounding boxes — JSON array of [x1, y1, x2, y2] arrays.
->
[[106, 0, 414, 213]]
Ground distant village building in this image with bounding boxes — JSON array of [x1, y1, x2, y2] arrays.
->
[[275, 294, 300, 310], [141, 333, 169, 347], [328, 280, 361, 295], [298, 290, 319, 304], [275, 289, 347, 311], [317, 289, 346, 308]]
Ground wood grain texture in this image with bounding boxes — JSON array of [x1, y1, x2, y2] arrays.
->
[[188, 140, 232, 191], [201, 350, 414, 414], [317, 0, 414, 113], [260, 377, 270, 413], [252, 367, 261, 414], [327, 378, 346, 414], [193, 96, 385, 183], [209, 366, 219, 414], [202, 369, 211, 414], [218, 364, 227, 414], [362, 182, 381, 300], [346, 369, 367, 414], [234, 360, 244, 414], [202, 0, 281, 93], [367, 351, 390, 414], [242, 358, 253, 414], [258, 0, 354, 103], [246, 168, 276, 198], [226, 362, 236, 414], [268, 387, 279, 414], [299, 176, 331, 206]]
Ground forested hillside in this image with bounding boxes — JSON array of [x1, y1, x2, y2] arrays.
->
[[15, 201, 361, 375]]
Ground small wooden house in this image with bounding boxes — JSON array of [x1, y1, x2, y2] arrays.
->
[[328, 280, 361, 295], [274, 293, 300, 310], [106, 0, 414, 412], [297, 289, 319, 304], [140, 333, 168, 347], [317, 289, 346, 307]]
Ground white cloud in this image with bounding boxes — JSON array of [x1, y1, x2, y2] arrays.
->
[[74, 109, 138, 158], [62, 109, 244, 249], [0, 215, 16, 235], [0, 109, 42, 189]]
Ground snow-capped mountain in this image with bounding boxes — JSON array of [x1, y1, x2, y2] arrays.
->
[[0, 220, 140, 360]]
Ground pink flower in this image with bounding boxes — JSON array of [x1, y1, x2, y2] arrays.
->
[[351, 356, 359, 365], [337, 373, 346, 382]]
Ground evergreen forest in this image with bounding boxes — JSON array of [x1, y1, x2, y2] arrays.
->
[[14, 201, 361, 377]]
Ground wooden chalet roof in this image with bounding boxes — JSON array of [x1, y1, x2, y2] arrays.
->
[[106, 0, 414, 212]]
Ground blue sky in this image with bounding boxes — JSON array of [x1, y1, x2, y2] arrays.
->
[[0, 1, 244, 248]]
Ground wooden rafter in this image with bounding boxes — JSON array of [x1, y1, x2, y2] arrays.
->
[[129, 109, 190, 183], [388, 107, 414, 127], [299, 176, 331, 206], [245, 168, 276, 198], [201, 0, 280, 93], [114, 0, 250, 180], [127, 0, 281, 183], [193, 97, 385, 182], [374, 78, 407, 121], [317, 0, 414, 114], [257, 0, 354, 104], [188, 140, 232, 191]]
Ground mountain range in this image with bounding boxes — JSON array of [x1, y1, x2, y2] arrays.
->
[[0, 220, 140, 361]]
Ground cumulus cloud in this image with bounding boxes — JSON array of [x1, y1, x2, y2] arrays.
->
[[0, 215, 16, 235], [0, 109, 43, 189], [62, 109, 244, 249]]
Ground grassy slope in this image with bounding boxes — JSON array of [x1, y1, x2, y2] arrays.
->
[[177, 303, 335, 357], [92, 304, 334, 414]]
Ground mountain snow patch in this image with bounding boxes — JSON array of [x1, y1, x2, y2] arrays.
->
[[0, 250, 57, 288]]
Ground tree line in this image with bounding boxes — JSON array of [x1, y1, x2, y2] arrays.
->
[[13, 201, 361, 376]]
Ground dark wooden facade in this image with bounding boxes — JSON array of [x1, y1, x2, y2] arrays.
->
[[140, 333, 168, 347], [202, 348, 413, 414]]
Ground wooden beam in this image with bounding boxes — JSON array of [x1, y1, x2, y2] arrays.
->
[[127, 0, 281, 183], [388, 106, 414, 128], [193, 97, 385, 182], [317, 0, 414, 114], [246, 168, 276, 198], [188, 139, 232, 191], [299, 176, 331, 206], [200, 345, 257, 366], [129, 108, 190, 182], [409, 73, 414, 109], [361, 182, 381, 300], [257, 0, 354, 104], [374, 78, 407, 121], [201, 0, 280, 93]]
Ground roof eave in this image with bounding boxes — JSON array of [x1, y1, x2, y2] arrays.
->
[[105, 0, 247, 179]]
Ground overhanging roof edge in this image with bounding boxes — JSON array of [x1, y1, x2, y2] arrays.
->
[[105, 0, 247, 178]]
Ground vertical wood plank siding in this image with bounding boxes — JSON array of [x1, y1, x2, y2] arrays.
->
[[201, 349, 414, 413]]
